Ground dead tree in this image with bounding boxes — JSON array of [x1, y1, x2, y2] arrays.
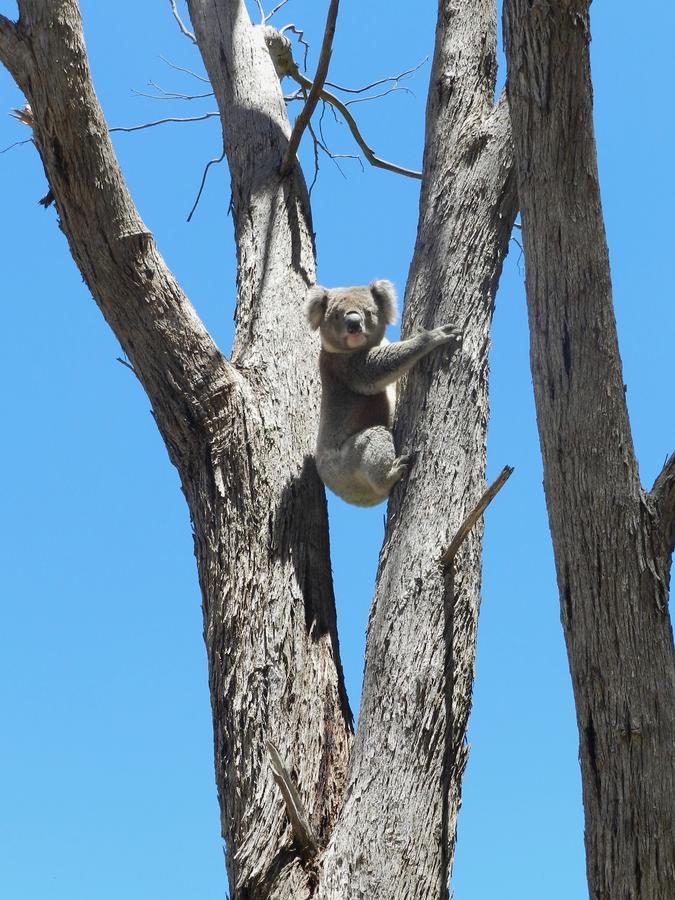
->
[[503, 2, 675, 899]]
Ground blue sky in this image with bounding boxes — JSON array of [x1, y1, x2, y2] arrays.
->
[[0, 2, 672, 898]]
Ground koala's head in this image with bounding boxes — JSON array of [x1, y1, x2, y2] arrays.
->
[[306, 280, 398, 353]]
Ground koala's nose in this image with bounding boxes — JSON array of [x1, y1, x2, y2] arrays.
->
[[345, 312, 363, 334]]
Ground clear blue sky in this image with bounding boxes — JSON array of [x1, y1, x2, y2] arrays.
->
[[0, 2, 672, 898]]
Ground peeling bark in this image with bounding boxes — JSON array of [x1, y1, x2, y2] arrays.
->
[[503, 2, 675, 898]]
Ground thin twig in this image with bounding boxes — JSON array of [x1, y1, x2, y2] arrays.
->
[[440, 465, 514, 567], [263, 24, 422, 178], [187, 144, 227, 222], [1, 137, 32, 153], [169, 0, 196, 43], [325, 57, 427, 94], [110, 112, 219, 133], [264, 0, 292, 23], [293, 71, 422, 179], [159, 55, 210, 83], [344, 86, 413, 107], [132, 81, 214, 101], [280, 24, 310, 71], [307, 119, 321, 195], [279, 0, 339, 176], [116, 356, 139, 378]]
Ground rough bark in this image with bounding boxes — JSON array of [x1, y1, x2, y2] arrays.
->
[[3, 3, 352, 897], [317, 2, 517, 894], [1, 1, 516, 897], [503, 3, 675, 898]]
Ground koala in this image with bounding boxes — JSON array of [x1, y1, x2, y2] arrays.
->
[[306, 279, 463, 507]]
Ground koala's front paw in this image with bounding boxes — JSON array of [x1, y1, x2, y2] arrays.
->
[[432, 323, 463, 350]]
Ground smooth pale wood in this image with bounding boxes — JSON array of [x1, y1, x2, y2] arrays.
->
[[503, 2, 675, 898]]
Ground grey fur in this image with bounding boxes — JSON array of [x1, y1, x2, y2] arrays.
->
[[307, 280, 463, 506]]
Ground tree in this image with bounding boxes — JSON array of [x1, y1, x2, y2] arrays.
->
[[503, 3, 675, 897], [0, 2, 671, 899]]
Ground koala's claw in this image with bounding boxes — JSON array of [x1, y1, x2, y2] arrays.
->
[[440, 323, 463, 341], [397, 448, 419, 469]]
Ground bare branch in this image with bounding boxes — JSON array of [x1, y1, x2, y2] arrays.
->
[[279, 0, 340, 176], [344, 86, 414, 107], [297, 72, 422, 179], [110, 112, 219, 133], [262, 27, 422, 180], [131, 80, 214, 101], [280, 24, 310, 71], [1, 137, 32, 153], [159, 55, 210, 83], [325, 57, 428, 95], [264, 0, 292, 23], [440, 466, 514, 567], [169, 0, 197, 43], [267, 741, 319, 861], [116, 356, 139, 378], [650, 452, 675, 554], [186, 143, 226, 222]]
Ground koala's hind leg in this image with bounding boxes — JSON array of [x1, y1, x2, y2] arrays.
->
[[352, 427, 411, 499]]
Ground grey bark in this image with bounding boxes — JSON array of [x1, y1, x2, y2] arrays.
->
[[317, 0, 516, 892], [503, 2, 675, 899], [1, 1, 514, 897]]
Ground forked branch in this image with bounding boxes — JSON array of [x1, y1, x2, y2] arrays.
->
[[263, 25, 422, 179], [169, 0, 197, 43]]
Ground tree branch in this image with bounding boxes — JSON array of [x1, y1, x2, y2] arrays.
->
[[4, 0, 238, 458], [109, 111, 219, 132], [295, 73, 422, 178], [169, 0, 196, 43], [279, 0, 339, 176], [440, 465, 514, 567], [264, 26, 422, 179], [651, 452, 675, 554]]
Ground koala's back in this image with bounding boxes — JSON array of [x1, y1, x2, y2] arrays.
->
[[317, 349, 393, 450]]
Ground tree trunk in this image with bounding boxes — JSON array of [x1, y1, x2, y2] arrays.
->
[[503, 3, 675, 898], [317, 0, 516, 892], [1, 1, 515, 897]]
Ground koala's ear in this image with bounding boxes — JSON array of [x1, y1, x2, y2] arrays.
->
[[306, 286, 328, 330], [369, 279, 398, 325]]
